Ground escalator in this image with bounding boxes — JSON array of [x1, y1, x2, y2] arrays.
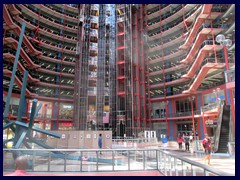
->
[[216, 104, 231, 153]]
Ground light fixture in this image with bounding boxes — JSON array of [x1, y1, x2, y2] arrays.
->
[[216, 34, 232, 47]]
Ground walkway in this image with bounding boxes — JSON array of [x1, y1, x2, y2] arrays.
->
[[159, 142, 235, 175]]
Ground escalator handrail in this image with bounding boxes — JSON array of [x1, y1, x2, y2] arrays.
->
[[213, 101, 224, 153]]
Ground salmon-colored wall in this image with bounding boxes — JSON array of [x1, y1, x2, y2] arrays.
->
[[47, 131, 112, 149]]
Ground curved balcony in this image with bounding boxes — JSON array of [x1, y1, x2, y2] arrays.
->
[[148, 41, 184, 61], [150, 75, 189, 89], [36, 95, 73, 103], [148, 5, 201, 42], [149, 64, 186, 76], [40, 63, 74, 75], [3, 5, 42, 56], [3, 70, 73, 102], [39, 53, 75, 66], [147, 4, 159, 11], [148, 4, 194, 31], [8, 4, 21, 16], [30, 37, 76, 55], [5, 31, 42, 53], [149, 36, 185, 54], [37, 81, 74, 90], [45, 4, 78, 18], [3, 52, 39, 83], [52, 4, 78, 13], [37, 68, 75, 78], [149, 50, 185, 64], [16, 13, 77, 44], [33, 4, 78, 24], [19, 4, 77, 34], [37, 91, 73, 98], [150, 87, 191, 102], [3, 69, 38, 98], [149, 54, 187, 73], [4, 38, 41, 69], [147, 4, 172, 20], [37, 76, 74, 87]]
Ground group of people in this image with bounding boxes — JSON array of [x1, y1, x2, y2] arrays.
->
[[177, 133, 192, 152], [177, 133, 212, 165]]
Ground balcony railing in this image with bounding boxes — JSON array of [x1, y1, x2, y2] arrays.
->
[[5, 111, 73, 119], [150, 70, 187, 85], [147, 4, 169, 15], [148, 5, 201, 38], [148, 4, 185, 26], [151, 110, 201, 119]]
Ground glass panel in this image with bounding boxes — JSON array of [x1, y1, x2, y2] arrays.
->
[[81, 151, 97, 172], [97, 150, 113, 171], [145, 150, 157, 170], [66, 151, 81, 172], [49, 154, 64, 172], [113, 150, 128, 171]]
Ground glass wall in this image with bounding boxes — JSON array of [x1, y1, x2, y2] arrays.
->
[[175, 99, 196, 113], [176, 120, 198, 137], [203, 89, 225, 105], [151, 102, 166, 118], [152, 122, 167, 140]]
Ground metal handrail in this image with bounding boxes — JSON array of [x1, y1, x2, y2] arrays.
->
[[213, 102, 224, 152], [3, 148, 234, 176]]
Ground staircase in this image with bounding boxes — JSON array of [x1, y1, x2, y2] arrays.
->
[[216, 105, 230, 153]]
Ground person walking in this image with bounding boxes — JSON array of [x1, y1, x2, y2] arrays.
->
[[202, 134, 212, 165], [98, 133, 103, 155], [5, 156, 29, 176], [184, 133, 190, 152], [177, 135, 184, 151]]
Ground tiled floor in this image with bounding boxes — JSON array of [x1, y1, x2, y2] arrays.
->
[[159, 143, 235, 175]]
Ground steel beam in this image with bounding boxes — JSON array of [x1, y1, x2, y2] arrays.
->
[[3, 22, 26, 119]]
